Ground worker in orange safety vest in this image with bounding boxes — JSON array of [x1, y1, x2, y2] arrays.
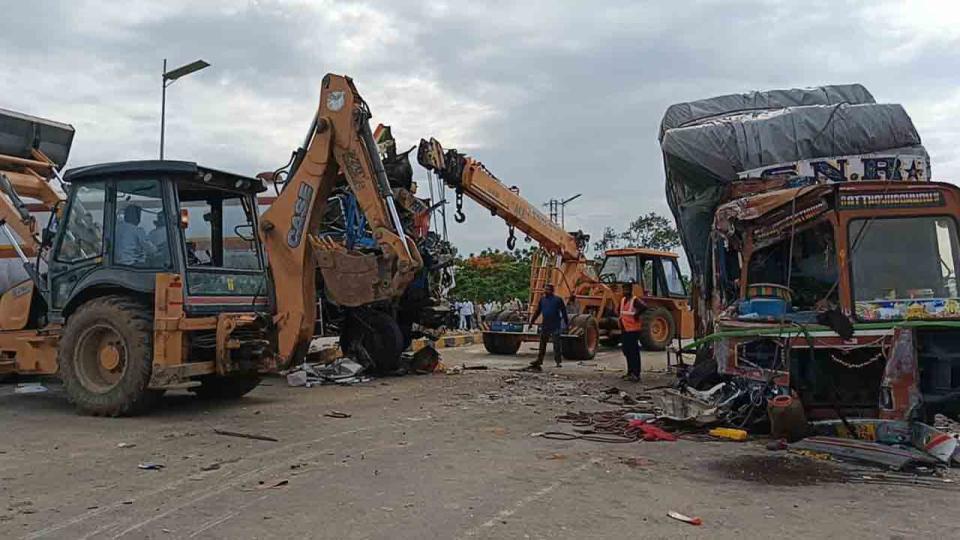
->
[[619, 293, 648, 382]]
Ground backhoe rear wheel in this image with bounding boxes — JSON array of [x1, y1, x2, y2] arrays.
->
[[59, 295, 162, 416], [343, 310, 404, 373], [562, 314, 599, 360], [640, 306, 675, 351]]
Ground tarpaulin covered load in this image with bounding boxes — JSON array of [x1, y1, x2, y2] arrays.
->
[[0, 107, 75, 168], [659, 85, 929, 278], [658, 84, 875, 140]]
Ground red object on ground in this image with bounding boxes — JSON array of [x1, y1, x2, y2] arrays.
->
[[628, 420, 678, 442], [667, 511, 703, 526]]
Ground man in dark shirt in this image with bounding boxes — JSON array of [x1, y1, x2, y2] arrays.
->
[[526, 284, 569, 371]]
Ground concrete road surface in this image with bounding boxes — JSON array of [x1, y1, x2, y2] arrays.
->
[[1, 342, 956, 539]]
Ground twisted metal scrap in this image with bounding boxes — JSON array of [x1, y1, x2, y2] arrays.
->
[[540, 409, 653, 443]]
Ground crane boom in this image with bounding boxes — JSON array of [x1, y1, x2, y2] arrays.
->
[[260, 74, 422, 367], [417, 138, 585, 260]]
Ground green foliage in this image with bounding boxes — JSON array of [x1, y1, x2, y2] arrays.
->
[[450, 247, 534, 302], [592, 212, 681, 255]]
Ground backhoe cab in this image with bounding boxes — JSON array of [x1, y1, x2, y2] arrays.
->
[[0, 151, 273, 415]]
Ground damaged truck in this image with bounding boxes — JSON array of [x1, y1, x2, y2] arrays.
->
[[660, 84, 960, 424]]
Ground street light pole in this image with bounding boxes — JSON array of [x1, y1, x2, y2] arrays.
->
[[160, 58, 211, 160], [160, 59, 167, 159]]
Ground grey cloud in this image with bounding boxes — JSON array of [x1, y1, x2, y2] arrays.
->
[[2, 0, 958, 259]]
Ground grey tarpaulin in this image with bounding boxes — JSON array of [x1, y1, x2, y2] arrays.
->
[[658, 84, 875, 140], [658, 85, 928, 280]]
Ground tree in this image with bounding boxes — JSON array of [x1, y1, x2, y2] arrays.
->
[[450, 248, 533, 302], [591, 212, 681, 257], [620, 212, 681, 251], [592, 226, 621, 254]]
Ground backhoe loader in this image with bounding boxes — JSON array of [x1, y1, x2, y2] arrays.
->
[[417, 138, 693, 357], [0, 74, 424, 415]]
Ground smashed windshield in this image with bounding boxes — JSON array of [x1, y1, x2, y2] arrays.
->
[[850, 216, 960, 321], [747, 220, 838, 310]]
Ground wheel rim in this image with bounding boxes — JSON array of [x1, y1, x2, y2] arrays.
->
[[74, 324, 128, 394], [650, 316, 669, 343]]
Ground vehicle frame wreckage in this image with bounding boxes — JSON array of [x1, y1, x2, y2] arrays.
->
[[660, 84, 960, 425]]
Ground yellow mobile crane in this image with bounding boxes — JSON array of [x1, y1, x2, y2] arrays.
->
[[417, 138, 693, 358]]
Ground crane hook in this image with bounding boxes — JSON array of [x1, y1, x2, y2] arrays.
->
[[454, 191, 466, 223], [506, 225, 517, 250]]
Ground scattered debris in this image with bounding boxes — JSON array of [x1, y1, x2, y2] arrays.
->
[[789, 436, 939, 471], [324, 410, 352, 419], [137, 463, 164, 471], [708, 427, 748, 441], [242, 479, 289, 492], [542, 409, 677, 443], [213, 429, 279, 443], [116, 442, 136, 449], [14, 382, 47, 394], [618, 456, 653, 468], [667, 511, 702, 526], [286, 358, 370, 387]]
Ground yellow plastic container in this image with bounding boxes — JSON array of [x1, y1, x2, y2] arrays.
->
[[708, 427, 749, 441]]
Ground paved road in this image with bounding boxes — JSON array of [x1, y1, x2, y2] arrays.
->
[[1, 343, 955, 539]]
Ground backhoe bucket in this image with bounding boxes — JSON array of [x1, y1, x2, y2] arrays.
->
[[0, 108, 75, 167]]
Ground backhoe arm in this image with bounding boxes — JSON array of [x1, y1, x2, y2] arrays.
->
[[417, 138, 585, 259], [260, 74, 422, 367]]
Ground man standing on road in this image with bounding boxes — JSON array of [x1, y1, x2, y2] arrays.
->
[[462, 299, 475, 330], [525, 284, 568, 372], [619, 290, 648, 382]]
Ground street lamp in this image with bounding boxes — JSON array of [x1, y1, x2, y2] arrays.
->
[[543, 193, 582, 227], [160, 58, 210, 159]]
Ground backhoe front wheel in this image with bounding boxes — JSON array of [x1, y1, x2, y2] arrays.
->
[[640, 307, 675, 351], [59, 296, 162, 416], [343, 310, 404, 373]]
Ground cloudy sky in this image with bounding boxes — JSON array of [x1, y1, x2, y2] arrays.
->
[[3, 0, 959, 258]]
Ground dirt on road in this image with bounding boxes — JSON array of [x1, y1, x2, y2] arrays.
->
[[1, 343, 956, 539]]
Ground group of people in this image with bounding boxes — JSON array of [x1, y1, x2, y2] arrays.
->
[[452, 298, 523, 330]]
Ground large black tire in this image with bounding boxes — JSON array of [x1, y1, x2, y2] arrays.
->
[[562, 314, 599, 360], [343, 310, 404, 373], [59, 295, 163, 416], [192, 373, 261, 399], [640, 306, 675, 351], [482, 309, 523, 355], [482, 332, 523, 355]]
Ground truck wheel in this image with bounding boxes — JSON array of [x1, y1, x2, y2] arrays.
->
[[640, 307, 675, 351], [192, 373, 261, 399], [344, 310, 403, 373], [59, 296, 162, 416], [482, 309, 523, 355], [562, 314, 599, 360], [482, 332, 522, 355]]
